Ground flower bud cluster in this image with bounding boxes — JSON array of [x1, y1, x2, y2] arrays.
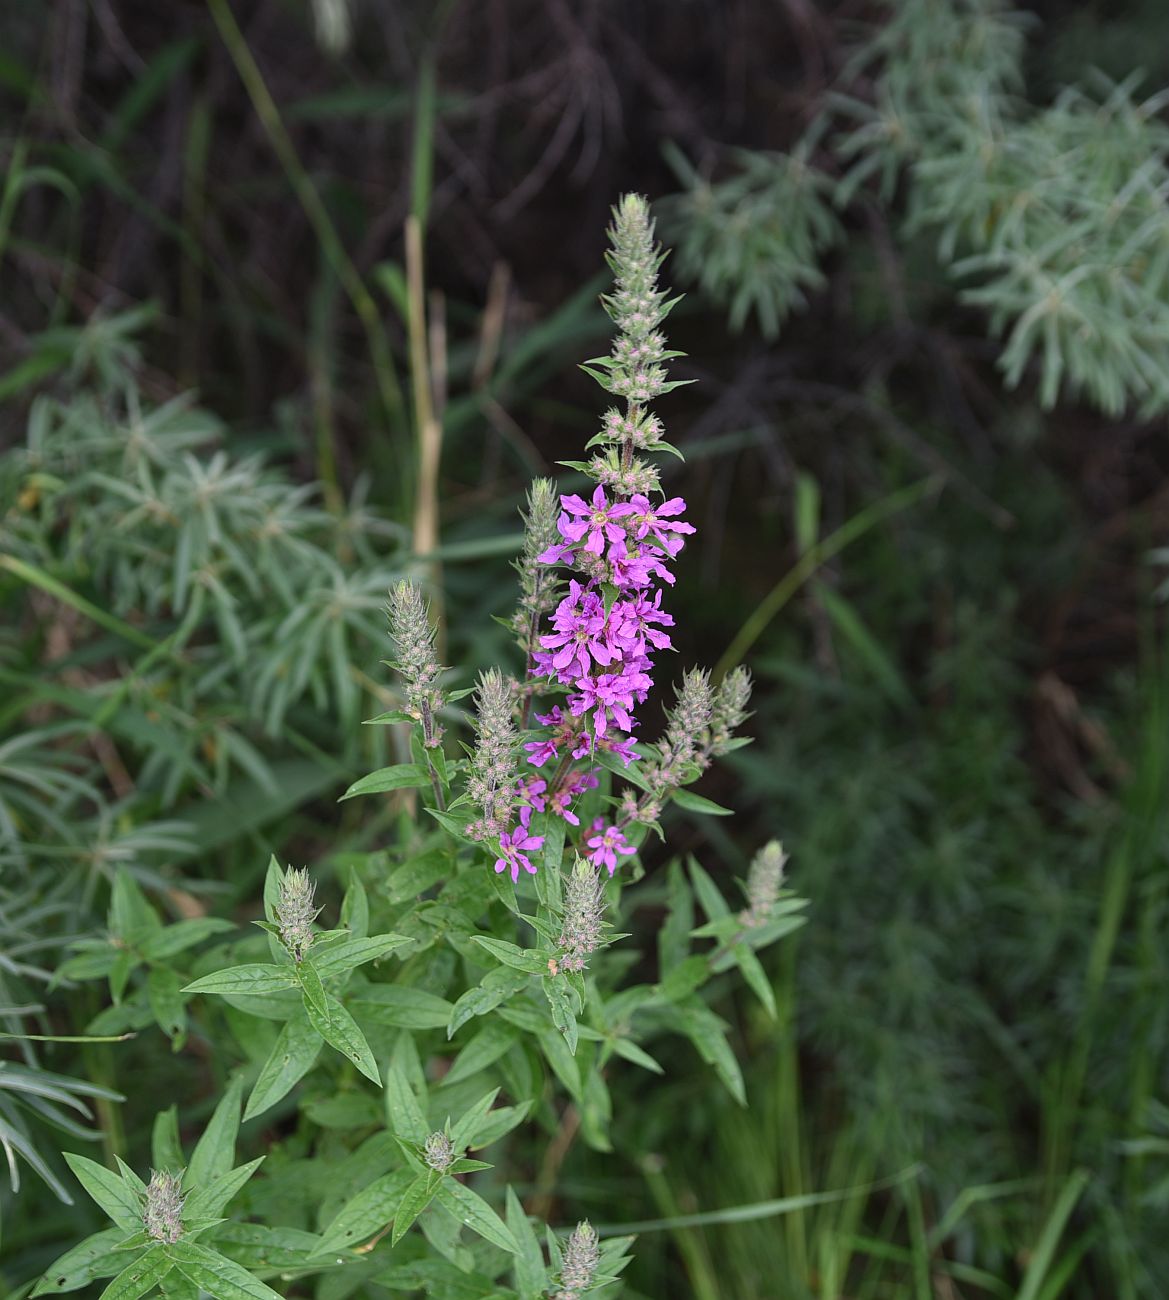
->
[[553, 1220, 601, 1300], [467, 668, 518, 841], [276, 867, 321, 962], [512, 478, 563, 656], [587, 450, 661, 499], [558, 856, 607, 972], [143, 1169, 185, 1244], [387, 581, 445, 747], [709, 667, 753, 755], [740, 840, 789, 928], [423, 1131, 455, 1174]]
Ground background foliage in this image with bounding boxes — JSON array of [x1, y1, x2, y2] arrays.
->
[[3, 0, 1169, 1296]]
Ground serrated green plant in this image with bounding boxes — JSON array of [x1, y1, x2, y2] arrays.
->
[[21, 196, 803, 1298], [663, 0, 1169, 418]]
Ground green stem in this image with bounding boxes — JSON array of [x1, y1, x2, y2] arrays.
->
[[206, 0, 404, 428], [713, 476, 939, 682]]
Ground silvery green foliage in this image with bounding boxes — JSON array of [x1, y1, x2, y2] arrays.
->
[[664, 0, 1169, 417], [662, 137, 842, 339], [0, 353, 406, 891]]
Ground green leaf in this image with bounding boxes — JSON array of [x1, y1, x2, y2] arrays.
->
[[167, 1239, 283, 1299], [339, 764, 431, 800], [542, 976, 580, 1054], [448, 1088, 500, 1153], [657, 954, 710, 1002], [296, 960, 329, 1020], [348, 983, 453, 1029], [447, 967, 529, 1037], [467, 1101, 532, 1150], [670, 787, 733, 816], [442, 1021, 520, 1086], [670, 1000, 747, 1106], [308, 934, 413, 979], [731, 943, 777, 1018], [310, 1169, 415, 1257], [261, 857, 284, 963], [147, 966, 186, 1041], [391, 1171, 441, 1246], [611, 1037, 665, 1074], [385, 1065, 428, 1144], [186, 1075, 243, 1191], [688, 857, 731, 922], [434, 1179, 519, 1254], [110, 869, 160, 943], [506, 1186, 546, 1300], [202, 1223, 321, 1271], [63, 1154, 142, 1230], [537, 1028, 582, 1101], [304, 993, 380, 1084], [794, 470, 821, 555], [31, 1229, 127, 1295], [471, 936, 548, 974], [182, 965, 298, 997], [138, 919, 236, 961], [243, 1012, 324, 1121], [341, 872, 369, 939], [184, 1157, 264, 1220], [97, 1245, 173, 1300], [151, 1108, 184, 1178]]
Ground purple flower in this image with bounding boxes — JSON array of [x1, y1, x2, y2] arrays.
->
[[599, 732, 640, 766], [516, 777, 548, 827], [524, 736, 559, 767], [535, 581, 616, 682], [626, 495, 695, 554], [610, 590, 675, 655], [494, 825, 546, 883], [585, 819, 636, 876], [555, 485, 636, 557]]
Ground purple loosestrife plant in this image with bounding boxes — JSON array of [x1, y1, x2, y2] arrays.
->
[[39, 195, 805, 1300]]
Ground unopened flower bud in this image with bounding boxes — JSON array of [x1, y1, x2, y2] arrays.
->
[[740, 840, 788, 928], [144, 1169, 185, 1243], [558, 856, 607, 972], [387, 581, 445, 746], [710, 667, 752, 754], [276, 867, 321, 961], [424, 1131, 454, 1173], [513, 479, 564, 654], [663, 668, 713, 771], [554, 1220, 601, 1300], [466, 668, 518, 841]]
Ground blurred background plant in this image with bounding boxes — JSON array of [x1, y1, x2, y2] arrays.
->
[[2, 0, 1169, 1295]]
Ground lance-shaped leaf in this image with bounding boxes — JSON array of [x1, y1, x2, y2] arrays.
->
[[167, 1240, 283, 1299], [348, 983, 453, 1029], [506, 1187, 547, 1300], [183, 1156, 264, 1220], [391, 1171, 442, 1246], [384, 1065, 428, 1144], [304, 992, 380, 1084], [185, 1076, 243, 1191], [182, 965, 298, 997], [307, 934, 412, 980], [433, 1179, 518, 1254], [97, 1245, 173, 1300], [62, 1154, 142, 1230], [243, 1012, 323, 1121], [470, 936, 548, 974], [309, 1169, 415, 1257], [31, 1228, 127, 1296]]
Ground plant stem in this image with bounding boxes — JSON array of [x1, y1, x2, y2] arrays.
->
[[206, 0, 404, 430]]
